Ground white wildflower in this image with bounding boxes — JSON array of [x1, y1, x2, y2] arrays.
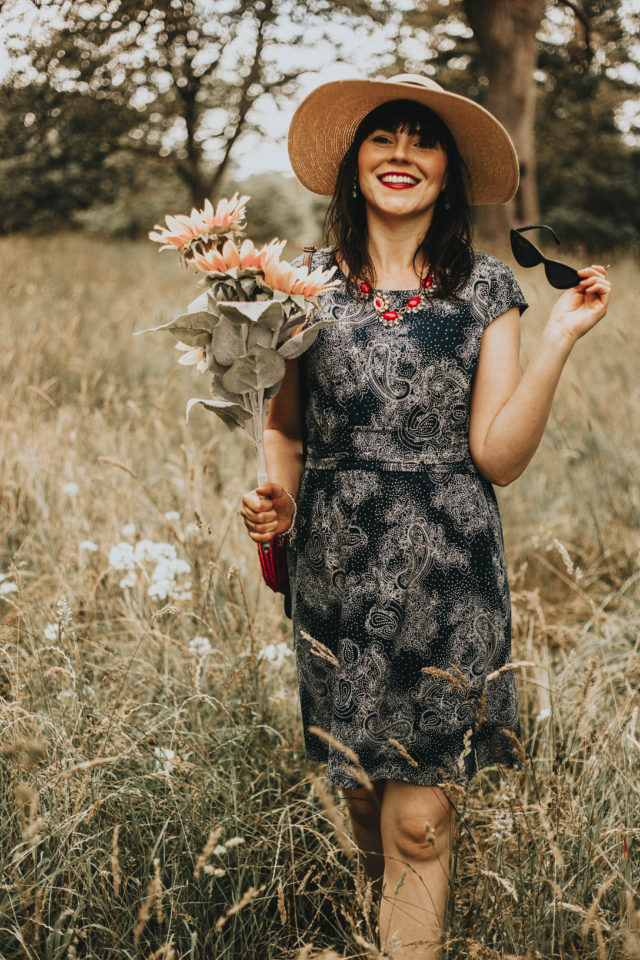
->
[[62, 482, 79, 497], [212, 844, 228, 856], [56, 596, 73, 629], [119, 570, 138, 589], [121, 523, 136, 538], [44, 624, 58, 641], [203, 865, 226, 877], [189, 635, 212, 657], [0, 581, 18, 596], [258, 642, 292, 668], [224, 836, 245, 848], [185, 523, 199, 536], [79, 540, 98, 552], [536, 707, 551, 722], [109, 542, 136, 571], [164, 510, 180, 522], [154, 747, 176, 774]]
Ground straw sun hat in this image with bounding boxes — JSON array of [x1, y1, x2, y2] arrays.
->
[[288, 73, 519, 205]]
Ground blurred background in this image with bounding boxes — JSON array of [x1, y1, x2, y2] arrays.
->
[[1, 5, 639, 958], [1, 0, 639, 251]]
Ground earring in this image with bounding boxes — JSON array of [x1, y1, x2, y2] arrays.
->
[[352, 175, 358, 199], [442, 193, 451, 210]]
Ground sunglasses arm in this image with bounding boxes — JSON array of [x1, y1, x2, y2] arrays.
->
[[515, 224, 560, 246]]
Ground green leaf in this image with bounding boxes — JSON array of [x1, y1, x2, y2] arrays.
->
[[278, 316, 342, 359], [222, 345, 286, 395], [217, 299, 286, 329], [211, 317, 248, 366], [134, 310, 217, 346], [185, 397, 252, 430], [187, 290, 211, 314]]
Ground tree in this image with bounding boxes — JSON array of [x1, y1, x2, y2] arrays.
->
[[0, 0, 391, 214], [393, 0, 640, 239]]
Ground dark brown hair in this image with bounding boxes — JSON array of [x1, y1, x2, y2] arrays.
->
[[323, 98, 474, 300]]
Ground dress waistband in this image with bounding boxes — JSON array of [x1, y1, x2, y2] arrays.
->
[[305, 448, 474, 473]]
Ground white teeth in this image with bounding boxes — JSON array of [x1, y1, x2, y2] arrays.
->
[[380, 175, 418, 185]]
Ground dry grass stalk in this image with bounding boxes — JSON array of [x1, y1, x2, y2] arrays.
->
[[486, 660, 536, 682], [421, 665, 469, 692], [146, 940, 176, 960], [134, 858, 164, 946], [33, 886, 43, 936], [193, 825, 224, 880], [307, 725, 360, 768], [340, 761, 377, 800], [58, 755, 120, 780], [623, 891, 640, 959], [297, 866, 315, 894], [479, 868, 519, 902], [501, 728, 527, 764], [112, 825, 121, 897], [151, 604, 179, 622], [312, 776, 356, 862], [581, 873, 616, 947], [277, 878, 286, 925], [14, 782, 38, 840], [536, 803, 565, 873], [388, 737, 419, 768], [2, 738, 46, 772], [299, 629, 340, 667], [97, 455, 138, 478], [214, 883, 266, 932], [353, 931, 387, 959]]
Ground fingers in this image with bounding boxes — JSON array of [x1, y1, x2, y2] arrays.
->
[[577, 264, 609, 281]]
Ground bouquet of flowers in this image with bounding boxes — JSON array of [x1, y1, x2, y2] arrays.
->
[[137, 193, 340, 485]]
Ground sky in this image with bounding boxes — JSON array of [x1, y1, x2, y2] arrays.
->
[[1, 0, 638, 180]]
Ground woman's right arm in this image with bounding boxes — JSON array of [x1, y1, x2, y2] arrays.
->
[[239, 357, 304, 543]]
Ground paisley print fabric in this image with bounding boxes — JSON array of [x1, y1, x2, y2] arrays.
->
[[286, 247, 528, 789]]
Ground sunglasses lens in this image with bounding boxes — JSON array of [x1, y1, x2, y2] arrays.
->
[[510, 231, 542, 268], [544, 260, 581, 289]]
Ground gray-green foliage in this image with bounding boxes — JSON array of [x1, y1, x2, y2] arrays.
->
[[137, 263, 340, 478]]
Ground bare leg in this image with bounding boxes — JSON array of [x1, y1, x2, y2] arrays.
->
[[342, 781, 386, 888], [379, 782, 454, 960]]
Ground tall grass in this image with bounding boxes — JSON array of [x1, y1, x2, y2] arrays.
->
[[0, 233, 638, 959]]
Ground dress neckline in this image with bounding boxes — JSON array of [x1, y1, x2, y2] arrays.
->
[[329, 252, 426, 296]]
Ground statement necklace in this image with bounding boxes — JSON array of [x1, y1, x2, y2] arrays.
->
[[357, 275, 433, 327]]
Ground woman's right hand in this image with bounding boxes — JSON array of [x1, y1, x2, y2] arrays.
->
[[239, 481, 295, 543]]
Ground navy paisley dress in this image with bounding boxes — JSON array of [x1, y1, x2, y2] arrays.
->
[[286, 247, 528, 790]]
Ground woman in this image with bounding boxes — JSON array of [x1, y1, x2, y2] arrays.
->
[[240, 74, 610, 959]]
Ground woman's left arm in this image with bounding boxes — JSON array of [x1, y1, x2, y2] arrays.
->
[[468, 265, 611, 486]]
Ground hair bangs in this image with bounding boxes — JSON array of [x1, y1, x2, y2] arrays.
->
[[358, 99, 449, 150]]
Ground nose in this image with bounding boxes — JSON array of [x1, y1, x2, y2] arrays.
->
[[389, 134, 411, 162]]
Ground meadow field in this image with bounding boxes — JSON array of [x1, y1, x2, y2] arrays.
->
[[0, 233, 638, 960]]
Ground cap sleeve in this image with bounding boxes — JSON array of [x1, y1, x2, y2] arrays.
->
[[486, 262, 528, 325]]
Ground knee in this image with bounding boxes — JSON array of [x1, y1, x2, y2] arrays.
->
[[344, 791, 381, 833], [382, 798, 453, 863]]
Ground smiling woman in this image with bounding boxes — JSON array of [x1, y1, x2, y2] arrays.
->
[[239, 73, 611, 959]]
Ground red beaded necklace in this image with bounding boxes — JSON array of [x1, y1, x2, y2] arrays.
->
[[358, 275, 433, 327]]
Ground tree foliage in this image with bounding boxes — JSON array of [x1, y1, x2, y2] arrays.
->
[[0, 0, 389, 230]]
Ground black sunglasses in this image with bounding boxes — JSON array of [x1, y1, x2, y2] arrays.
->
[[509, 224, 581, 289]]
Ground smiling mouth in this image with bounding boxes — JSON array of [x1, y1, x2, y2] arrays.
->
[[378, 173, 420, 189]]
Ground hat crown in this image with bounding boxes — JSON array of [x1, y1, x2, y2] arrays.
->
[[386, 74, 445, 95]]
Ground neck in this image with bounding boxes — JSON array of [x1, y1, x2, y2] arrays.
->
[[365, 206, 434, 288]]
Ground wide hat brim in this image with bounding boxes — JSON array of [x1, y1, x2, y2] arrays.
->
[[288, 74, 520, 205]]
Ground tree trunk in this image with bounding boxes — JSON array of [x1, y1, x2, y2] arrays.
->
[[463, 0, 545, 240]]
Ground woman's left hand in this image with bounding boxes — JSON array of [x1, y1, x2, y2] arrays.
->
[[546, 265, 611, 346]]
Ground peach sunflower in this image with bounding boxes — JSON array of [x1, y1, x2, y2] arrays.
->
[[149, 193, 250, 251], [191, 238, 286, 274], [259, 248, 340, 298]]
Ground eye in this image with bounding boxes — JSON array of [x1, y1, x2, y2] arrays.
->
[[372, 134, 392, 143]]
